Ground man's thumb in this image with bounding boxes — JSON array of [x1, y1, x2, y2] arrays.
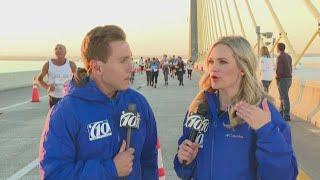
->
[[119, 140, 126, 153]]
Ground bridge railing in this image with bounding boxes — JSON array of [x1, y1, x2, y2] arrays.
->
[[192, 0, 320, 68]]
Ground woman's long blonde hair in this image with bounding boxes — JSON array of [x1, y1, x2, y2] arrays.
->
[[189, 36, 272, 127]]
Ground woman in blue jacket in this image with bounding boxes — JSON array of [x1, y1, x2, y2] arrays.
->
[[174, 36, 298, 180]]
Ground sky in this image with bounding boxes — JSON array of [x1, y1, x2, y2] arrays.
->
[[0, 0, 319, 59], [0, 0, 190, 58]]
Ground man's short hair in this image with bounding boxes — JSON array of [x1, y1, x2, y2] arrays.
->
[[277, 43, 286, 52], [55, 44, 66, 52], [81, 25, 126, 72]]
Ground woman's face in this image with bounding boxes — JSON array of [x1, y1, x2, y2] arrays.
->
[[208, 44, 243, 92]]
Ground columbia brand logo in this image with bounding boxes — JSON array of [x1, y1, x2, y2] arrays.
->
[[225, 133, 245, 139], [87, 120, 112, 141]]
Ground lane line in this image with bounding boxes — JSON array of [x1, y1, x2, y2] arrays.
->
[[297, 168, 312, 180], [0, 95, 47, 111], [7, 159, 39, 180]]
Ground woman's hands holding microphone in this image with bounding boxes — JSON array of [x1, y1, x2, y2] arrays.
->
[[177, 98, 271, 165], [177, 139, 199, 165]]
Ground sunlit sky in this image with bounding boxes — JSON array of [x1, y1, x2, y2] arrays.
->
[[0, 0, 319, 59]]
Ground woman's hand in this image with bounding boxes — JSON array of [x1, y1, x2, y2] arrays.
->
[[177, 139, 199, 165], [234, 98, 271, 130]]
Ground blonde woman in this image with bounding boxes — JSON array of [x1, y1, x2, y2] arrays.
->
[[174, 36, 297, 179], [260, 46, 274, 92]]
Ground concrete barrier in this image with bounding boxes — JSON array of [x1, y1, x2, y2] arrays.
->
[[292, 81, 320, 121], [0, 71, 39, 92], [311, 110, 320, 128], [263, 78, 320, 128], [289, 79, 303, 109]]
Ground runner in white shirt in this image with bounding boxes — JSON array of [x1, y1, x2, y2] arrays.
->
[[130, 61, 139, 84], [161, 54, 170, 85], [139, 56, 145, 74], [186, 59, 194, 80], [145, 58, 152, 86], [37, 44, 77, 108]]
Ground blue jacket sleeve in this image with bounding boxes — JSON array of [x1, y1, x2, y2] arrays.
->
[[255, 103, 298, 180], [173, 112, 196, 179], [140, 100, 158, 180], [38, 106, 118, 180]]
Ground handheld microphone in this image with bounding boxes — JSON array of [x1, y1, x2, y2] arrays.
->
[[120, 103, 140, 149], [183, 102, 208, 164]]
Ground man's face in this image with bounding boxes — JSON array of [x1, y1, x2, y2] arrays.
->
[[54, 45, 66, 59], [98, 40, 133, 92]]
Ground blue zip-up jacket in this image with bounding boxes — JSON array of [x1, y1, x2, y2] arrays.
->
[[174, 92, 298, 180], [39, 78, 158, 180], [150, 61, 160, 72]]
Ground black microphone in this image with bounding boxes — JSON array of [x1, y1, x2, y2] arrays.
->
[[183, 102, 208, 165], [185, 102, 208, 141], [120, 103, 140, 150]]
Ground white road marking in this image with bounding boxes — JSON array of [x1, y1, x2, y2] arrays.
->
[[7, 159, 39, 180], [0, 95, 47, 111]]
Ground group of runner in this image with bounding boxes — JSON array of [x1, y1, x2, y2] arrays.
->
[[131, 54, 194, 87]]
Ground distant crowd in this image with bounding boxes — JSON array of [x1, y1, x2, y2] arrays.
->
[[131, 54, 194, 88]]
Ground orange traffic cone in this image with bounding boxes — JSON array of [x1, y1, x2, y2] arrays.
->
[[157, 139, 166, 180], [31, 77, 40, 102]]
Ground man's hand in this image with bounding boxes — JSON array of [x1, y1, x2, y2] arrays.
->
[[113, 140, 135, 177], [47, 84, 55, 92]]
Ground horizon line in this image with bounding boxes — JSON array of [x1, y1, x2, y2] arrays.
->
[[0, 54, 190, 61]]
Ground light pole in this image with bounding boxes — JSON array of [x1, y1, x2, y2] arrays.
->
[[261, 32, 274, 62], [272, 37, 276, 64], [256, 26, 261, 58], [256, 25, 273, 59]]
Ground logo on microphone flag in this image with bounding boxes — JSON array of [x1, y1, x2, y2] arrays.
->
[[120, 111, 141, 128]]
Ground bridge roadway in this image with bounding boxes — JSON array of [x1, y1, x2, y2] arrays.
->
[[0, 71, 319, 179]]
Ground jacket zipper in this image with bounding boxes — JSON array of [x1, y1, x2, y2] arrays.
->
[[210, 111, 225, 179], [110, 100, 119, 153], [210, 117, 215, 179]]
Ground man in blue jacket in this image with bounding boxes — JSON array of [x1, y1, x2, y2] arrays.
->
[[39, 25, 158, 180]]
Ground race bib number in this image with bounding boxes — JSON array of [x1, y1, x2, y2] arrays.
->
[[54, 77, 67, 85]]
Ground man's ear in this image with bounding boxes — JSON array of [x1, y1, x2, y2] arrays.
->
[[90, 60, 102, 75]]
